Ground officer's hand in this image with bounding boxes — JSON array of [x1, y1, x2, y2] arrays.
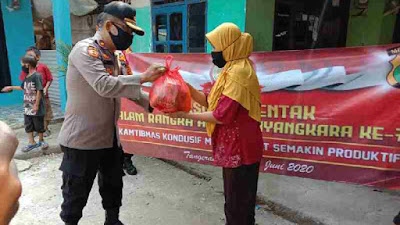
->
[[140, 64, 166, 84]]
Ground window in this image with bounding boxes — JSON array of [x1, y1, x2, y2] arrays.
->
[[0, 3, 11, 89], [152, 0, 207, 53], [153, 5, 186, 53], [188, 2, 206, 53], [155, 14, 168, 42], [153, 0, 185, 6], [273, 0, 351, 50], [170, 13, 183, 41]]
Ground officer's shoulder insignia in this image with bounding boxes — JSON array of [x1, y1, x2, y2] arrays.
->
[[99, 40, 106, 47], [88, 46, 99, 58]]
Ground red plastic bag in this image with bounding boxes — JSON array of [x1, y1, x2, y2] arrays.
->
[[149, 56, 192, 113]]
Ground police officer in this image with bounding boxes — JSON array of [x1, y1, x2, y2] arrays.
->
[[57, 2, 165, 225]]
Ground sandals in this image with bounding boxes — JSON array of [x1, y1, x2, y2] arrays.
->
[[22, 142, 49, 153], [22, 143, 40, 152], [38, 141, 49, 150]]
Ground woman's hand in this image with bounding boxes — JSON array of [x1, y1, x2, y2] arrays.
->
[[167, 111, 222, 124], [185, 83, 208, 107], [166, 111, 188, 118]]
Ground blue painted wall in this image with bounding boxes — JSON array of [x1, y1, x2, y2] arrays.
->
[[53, 0, 72, 112], [133, 6, 153, 53], [206, 0, 247, 52], [0, 0, 34, 106]]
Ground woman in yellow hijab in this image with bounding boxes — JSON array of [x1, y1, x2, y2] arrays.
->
[[171, 23, 263, 225]]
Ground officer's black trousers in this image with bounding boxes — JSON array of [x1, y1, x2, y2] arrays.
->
[[59, 142, 124, 224]]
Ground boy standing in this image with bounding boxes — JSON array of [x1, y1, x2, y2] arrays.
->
[[20, 46, 54, 137], [2, 56, 49, 152]]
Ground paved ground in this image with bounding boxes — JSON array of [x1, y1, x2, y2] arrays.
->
[[5, 122, 400, 225], [11, 154, 295, 225], [0, 104, 63, 129], [181, 161, 400, 225], [12, 122, 63, 160]]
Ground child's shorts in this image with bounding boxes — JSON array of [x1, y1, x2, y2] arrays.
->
[[24, 115, 45, 133]]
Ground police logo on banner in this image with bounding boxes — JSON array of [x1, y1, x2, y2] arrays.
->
[[387, 46, 400, 88]]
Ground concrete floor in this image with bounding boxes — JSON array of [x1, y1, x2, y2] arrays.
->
[[11, 154, 295, 225], [7, 122, 400, 225]]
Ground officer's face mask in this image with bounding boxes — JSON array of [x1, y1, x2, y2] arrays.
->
[[22, 66, 29, 74], [109, 23, 133, 50], [211, 51, 227, 68]]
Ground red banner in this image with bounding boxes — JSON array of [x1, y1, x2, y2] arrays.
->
[[120, 45, 400, 189]]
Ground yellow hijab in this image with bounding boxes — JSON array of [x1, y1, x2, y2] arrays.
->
[[205, 23, 261, 137]]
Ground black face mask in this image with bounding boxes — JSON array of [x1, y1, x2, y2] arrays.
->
[[109, 24, 133, 50], [22, 66, 29, 74], [211, 51, 227, 68]]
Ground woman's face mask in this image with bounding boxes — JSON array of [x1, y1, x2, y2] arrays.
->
[[109, 23, 134, 50], [211, 51, 227, 68]]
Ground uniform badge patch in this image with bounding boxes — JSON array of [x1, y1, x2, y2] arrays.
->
[[88, 46, 99, 58], [126, 66, 133, 75], [118, 54, 126, 62]]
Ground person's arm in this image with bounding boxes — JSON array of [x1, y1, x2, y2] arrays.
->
[[186, 83, 208, 107], [71, 43, 165, 100], [171, 111, 222, 124], [169, 96, 241, 125], [43, 65, 53, 96], [1, 86, 23, 92], [43, 81, 51, 96], [33, 75, 43, 113], [33, 90, 42, 113], [0, 121, 22, 225], [128, 90, 153, 113]]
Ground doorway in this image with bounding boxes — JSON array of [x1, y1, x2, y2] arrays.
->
[[0, 4, 11, 89], [273, 0, 351, 51]]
